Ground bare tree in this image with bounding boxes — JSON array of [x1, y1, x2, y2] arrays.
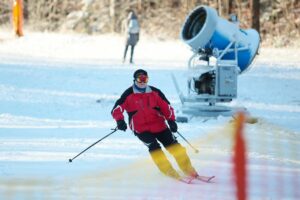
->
[[250, 0, 260, 32], [23, 0, 29, 20], [4, 0, 297, 46], [228, 0, 234, 15], [109, 0, 116, 32]]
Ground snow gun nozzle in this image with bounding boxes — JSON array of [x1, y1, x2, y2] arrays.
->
[[68, 159, 72, 163]]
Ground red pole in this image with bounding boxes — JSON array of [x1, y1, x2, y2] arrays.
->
[[233, 112, 247, 200]]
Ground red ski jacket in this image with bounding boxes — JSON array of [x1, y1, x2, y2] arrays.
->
[[111, 85, 175, 134]]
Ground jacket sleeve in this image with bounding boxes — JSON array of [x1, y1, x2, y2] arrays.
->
[[111, 87, 132, 121], [152, 87, 176, 121]]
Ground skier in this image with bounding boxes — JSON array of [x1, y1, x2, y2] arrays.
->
[[123, 10, 140, 64], [111, 69, 199, 181]]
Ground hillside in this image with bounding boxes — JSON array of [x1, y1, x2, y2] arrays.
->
[[1, 0, 300, 47]]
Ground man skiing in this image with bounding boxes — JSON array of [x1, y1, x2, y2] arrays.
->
[[111, 69, 199, 181]]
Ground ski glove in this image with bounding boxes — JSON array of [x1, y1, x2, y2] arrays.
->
[[117, 120, 127, 131], [168, 120, 178, 133]]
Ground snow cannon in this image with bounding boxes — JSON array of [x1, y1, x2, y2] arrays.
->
[[172, 5, 260, 122], [181, 5, 260, 73]]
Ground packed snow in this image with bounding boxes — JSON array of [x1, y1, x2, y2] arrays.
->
[[0, 30, 300, 199]]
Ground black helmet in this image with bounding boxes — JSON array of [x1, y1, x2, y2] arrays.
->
[[133, 69, 148, 79]]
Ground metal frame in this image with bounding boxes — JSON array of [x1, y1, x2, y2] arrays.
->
[[173, 21, 251, 120]]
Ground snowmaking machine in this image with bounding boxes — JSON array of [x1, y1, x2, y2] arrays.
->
[[173, 6, 260, 122]]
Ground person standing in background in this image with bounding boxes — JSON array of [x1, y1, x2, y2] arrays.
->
[[123, 10, 140, 64]]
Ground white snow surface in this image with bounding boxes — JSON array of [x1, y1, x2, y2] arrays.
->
[[0, 31, 300, 199]]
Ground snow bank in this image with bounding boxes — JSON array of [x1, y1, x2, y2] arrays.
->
[[1, 30, 300, 67]]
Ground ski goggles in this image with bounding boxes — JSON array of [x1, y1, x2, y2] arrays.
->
[[135, 74, 149, 83]]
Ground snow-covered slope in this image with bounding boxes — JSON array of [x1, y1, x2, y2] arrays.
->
[[0, 31, 299, 199]]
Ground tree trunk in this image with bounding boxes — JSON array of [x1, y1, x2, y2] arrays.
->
[[250, 0, 260, 32], [235, 0, 242, 22], [109, 0, 116, 32], [218, 0, 224, 16], [23, 0, 28, 20], [137, 0, 142, 12], [228, 0, 234, 15]]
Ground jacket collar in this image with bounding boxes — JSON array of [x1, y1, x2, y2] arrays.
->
[[133, 84, 152, 93]]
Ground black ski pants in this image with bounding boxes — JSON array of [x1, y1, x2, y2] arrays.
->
[[135, 128, 178, 152], [123, 44, 135, 63]]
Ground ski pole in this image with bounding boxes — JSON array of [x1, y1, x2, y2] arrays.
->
[[176, 131, 199, 153], [69, 128, 118, 163]]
